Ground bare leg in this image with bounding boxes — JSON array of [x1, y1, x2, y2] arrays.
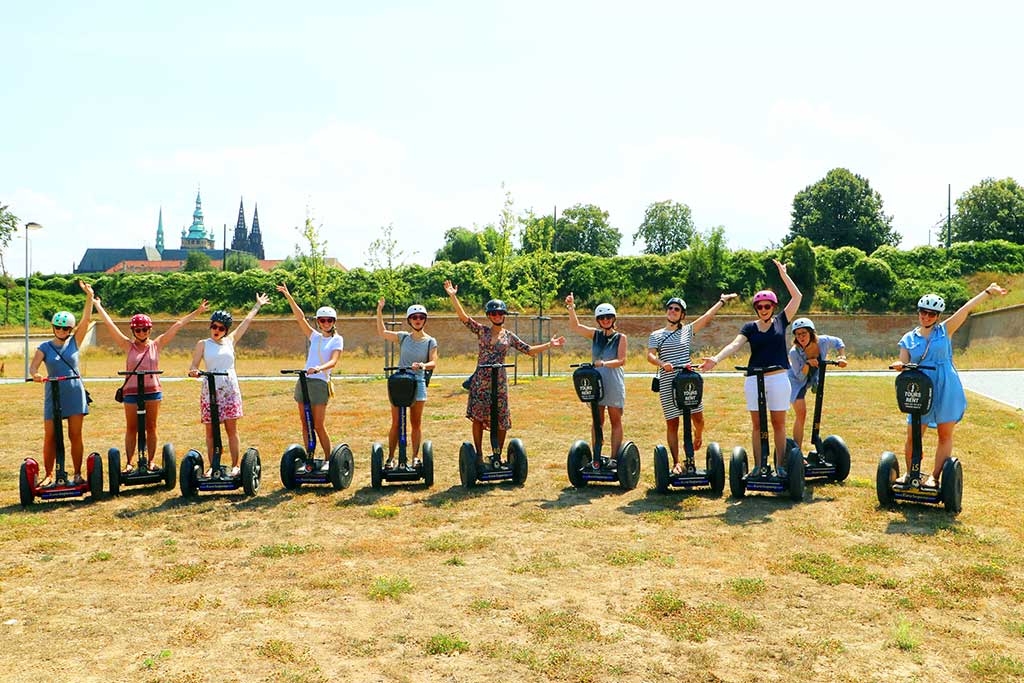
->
[[931, 422, 956, 482], [666, 417, 680, 469], [123, 402, 138, 464], [203, 422, 214, 467], [410, 401, 425, 459], [749, 411, 763, 467], [311, 403, 331, 458], [223, 419, 240, 467], [67, 414, 85, 476], [387, 405, 400, 459], [472, 420, 484, 460], [145, 400, 160, 464], [692, 411, 704, 450], [791, 398, 807, 450], [42, 418, 56, 479], [770, 410, 787, 469]]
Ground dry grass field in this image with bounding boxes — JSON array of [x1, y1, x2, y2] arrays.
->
[[1, 373, 1022, 683]]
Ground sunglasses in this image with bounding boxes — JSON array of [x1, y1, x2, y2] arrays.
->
[[666, 306, 683, 313], [409, 314, 426, 321], [133, 327, 152, 333], [487, 311, 506, 316], [54, 326, 73, 332], [917, 308, 939, 317], [755, 303, 774, 311], [210, 323, 227, 332], [596, 314, 615, 321], [317, 317, 336, 324]]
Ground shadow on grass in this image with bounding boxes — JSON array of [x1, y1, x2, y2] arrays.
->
[[112, 487, 293, 517], [0, 499, 98, 515], [617, 486, 825, 526], [421, 484, 495, 507], [883, 505, 962, 536], [539, 484, 633, 510], [338, 483, 432, 507]]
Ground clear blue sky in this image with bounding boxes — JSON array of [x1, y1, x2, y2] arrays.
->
[[3, 1, 1022, 277]]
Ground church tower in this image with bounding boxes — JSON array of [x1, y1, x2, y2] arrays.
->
[[156, 207, 165, 253], [231, 198, 249, 254], [181, 190, 215, 250], [249, 204, 265, 259]]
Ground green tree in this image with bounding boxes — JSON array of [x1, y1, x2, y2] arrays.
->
[[553, 203, 621, 256], [183, 250, 213, 272], [780, 236, 816, 312], [224, 251, 260, 273], [852, 257, 897, 311], [1, 202, 20, 325], [367, 223, 411, 311], [788, 168, 900, 253], [479, 190, 519, 299], [514, 210, 560, 314], [435, 226, 489, 263], [295, 214, 328, 304], [951, 177, 1024, 244], [633, 200, 695, 255], [684, 226, 729, 308]]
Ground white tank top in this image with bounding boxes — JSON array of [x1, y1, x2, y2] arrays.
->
[[203, 338, 236, 375]]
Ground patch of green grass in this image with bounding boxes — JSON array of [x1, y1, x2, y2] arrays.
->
[[524, 609, 602, 644], [425, 632, 469, 655], [368, 575, 413, 601], [443, 556, 465, 566], [367, 505, 400, 519], [967, 654, 1024, 680], [142, 649, 172, 669], [253, 542, 322, 558], [605, 548, 658, 566], [638, 509, 690, 525], [257, 639, 303, 663], [469, 598, 510, 612], [1009, 621, 1024, 637], [788, 553, 873, 587], [198, 536, 244, 550], [728, 577, 767, 597], [249, 590, 297, 609], [844, 543, 898, 562], [846, 477, 873, 489], [88, 550, 112, 562], [510, 551, 563, 575], [185, 595, 222, 611], [165, 562, 208, 584], [566, 518, 599, 529], [890, 617, 920, 651], [637, 590, 759, 642], [424, 532, 493, 553]]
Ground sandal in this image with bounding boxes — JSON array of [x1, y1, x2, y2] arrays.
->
[[72, 475, 86, 486], [671, 462, 684, 475], [924, 476, 938, 489], [122, 462, 136, 474], [147, 461, 160, 472], [39, 475, 54, 488], [384, 458, 397, 470]]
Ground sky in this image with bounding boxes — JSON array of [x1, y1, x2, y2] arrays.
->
[[3, 0, 1023, 277]]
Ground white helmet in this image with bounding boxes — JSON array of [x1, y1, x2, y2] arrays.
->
[[594, 303, 616, 318], [406, 304, 427, 319], [315, 306, 337, 319], [917, 293, 945, 313], [792, 317, 815, 332]]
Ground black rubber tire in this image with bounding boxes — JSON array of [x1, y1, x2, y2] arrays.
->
[[706, 442, 725, 496], [822, 435, 851, 483], [941, 457, 963, 514], [653, 445, 670, 493], [459, 442, 477, 489], [567, 440, 590, 489], [509, 438, 528, 486], [786, 437, 801, 460], [422, 441, 434, 487], [329, 444, 354, 490], [729, 447, 748, 498], [787, 448, 805, 502], [280, 444, 304, 490], [107, 448, 121, 497], [180, 451, 201, 498], [370, 443, 384, 489], [19, 462, 33, 506], [617, 441, 641, 491], [88, 453, 103, 501], [241, 448, 261, 497], [162, 444, 177, 491], [876, 451, 899, 508]]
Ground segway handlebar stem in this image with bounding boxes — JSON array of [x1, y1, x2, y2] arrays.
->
[[734, 365, 784, 374], [119, 370, 164, 376], [478, 363, 515, 369], [280, 369, 307, 376], [890, 364, 935, 371], [195, 371, 229, 377], [383, 366, 415, 372]]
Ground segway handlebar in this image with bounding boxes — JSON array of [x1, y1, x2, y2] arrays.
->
[[477, 363, 515, 369], [569, 362, 593, 368], [26, 375, 76, 383], [890, 363, 935, 371], [118, 370, 163, 376], [280, 369, 308, 376], [194, 370, 229, 377], [734, 365, 784, 373], [383, 365, 419, 372]]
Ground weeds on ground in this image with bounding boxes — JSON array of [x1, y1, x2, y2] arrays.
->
[[424, 531, 493, 553], [368, 575, 412, 601], [787, 552, 874, 586], [469, 598, 511, 612], [634, 589, 759, 642], [185, 595, 222, 611], [141, 649, 172, 669], [165, 562, 208, 584], [368, 505, 400, 519], [88, 550, 112, 562], [254, 543, 322, 558], [425, 633, 469, 655], [510, 551, 564, 575], [890, 617, 920, 651], [728, 577, 767, 597], [967, 654, 1024, 681], [257, 639, 305, 664], [444, 556, 464, 566], [248, 589, 298, 609]]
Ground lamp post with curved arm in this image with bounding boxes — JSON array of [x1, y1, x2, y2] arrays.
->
[[23, 222, 43, 379]]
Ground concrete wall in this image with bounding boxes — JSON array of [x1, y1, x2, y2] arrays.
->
[[962, 303, 1024, 346]]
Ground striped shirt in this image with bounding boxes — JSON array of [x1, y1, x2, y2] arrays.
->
[[648, 324, 701, 418]]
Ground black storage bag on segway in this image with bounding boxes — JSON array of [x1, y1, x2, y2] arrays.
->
[[572, 365, 604, 403], [894, 369, 934, 415], [387, 370, 418, 408], [672, 370, 703, 410]]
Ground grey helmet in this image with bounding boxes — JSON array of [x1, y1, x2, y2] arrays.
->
[[666, 297, 686, 311], [485, 299, 507, 315], [917, 293, 946, 313], [406, 304, 427, 319], [792, 317, 815, 332], [594, 303, 617, 318]]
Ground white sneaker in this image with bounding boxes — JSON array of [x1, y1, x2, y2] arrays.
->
[[320, 461, 330, 472], [230, 466, 241, 477]]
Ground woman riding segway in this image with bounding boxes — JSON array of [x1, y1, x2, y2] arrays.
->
[[375, 297, 438, 469], [91, 291, 209, 472], [187, 293, 269, 478], [787, 317, 847, 452], [28, 280, 95, 488], [648, 291, 737, 475]]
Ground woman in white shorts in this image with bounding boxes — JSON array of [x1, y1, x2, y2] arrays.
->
[[701, 259, 803, 476]]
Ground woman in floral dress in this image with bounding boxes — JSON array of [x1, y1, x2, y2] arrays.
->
[[444, 280, 564, 466]]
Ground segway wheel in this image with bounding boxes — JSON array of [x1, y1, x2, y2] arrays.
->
[[706, 442, 725, 496], [729, 447, 748, 498], [19, 462, 34, 506], [787, 448, 805, 502], [329, 444, 354, 491], [180, 451, 201, 498], [509, 439, 528, 486], [876, 451, 899, 508], [107, 448, 121, 497], [241, 448, 261, 497], [162, 444, 177, 491], [786, 437, 801, 459], [370, 443, 385, 489], [88, 453, 103, 501], [459, 442, 477, 489], [421, 441, 434, 487], [617, 441, 641, 491], [280, 444, 305, 490], [566, 440, 590, 489], [821, 435, 851, 483], [653, 445, 670, 494], [941, 457, 963, 514]]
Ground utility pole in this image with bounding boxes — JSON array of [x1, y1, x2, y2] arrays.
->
[[946, 184, 952, 251]]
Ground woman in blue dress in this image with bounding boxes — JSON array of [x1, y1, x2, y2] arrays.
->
[[891, 282, 1007, 487]]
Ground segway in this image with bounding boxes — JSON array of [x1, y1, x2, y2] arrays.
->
[[179, 370, 261, 498], [652, 366, 725, 495], [458, 363, 527, 488], [729, 365, 804, 501], [107, 370, 176, 495], [876, 363, 962, 513], [370, 367, 434, 488], [565, 363, 640, 490], [279, 369, 354, 491], [785, 359, 851, 483], [19, 376, 103, 505]]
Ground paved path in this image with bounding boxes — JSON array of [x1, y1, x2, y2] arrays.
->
[[958, 370, 1024, 410]]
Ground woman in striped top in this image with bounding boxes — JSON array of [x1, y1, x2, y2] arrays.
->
[[647, 293, 737, 474]]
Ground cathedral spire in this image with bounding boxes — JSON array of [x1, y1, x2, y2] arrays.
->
[[231, 197, 248, 253], [249, 203, 265, 259], [156, 207, 165, 253]]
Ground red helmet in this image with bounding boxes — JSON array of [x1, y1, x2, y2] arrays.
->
[[130, 314, 153, 330], [752, 290, 778, 307]]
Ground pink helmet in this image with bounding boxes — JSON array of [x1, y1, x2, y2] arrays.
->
[[130, 314, 153, 330], [752, 290, 778, 307]]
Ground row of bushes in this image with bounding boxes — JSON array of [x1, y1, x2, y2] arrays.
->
[[8, 239, 1022, 324]]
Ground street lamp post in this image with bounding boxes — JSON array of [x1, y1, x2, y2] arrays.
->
[[23, 222, 43, 379]]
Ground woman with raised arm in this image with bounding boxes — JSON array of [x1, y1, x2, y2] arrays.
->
[[648, 292, 738, 474], [187, 293, 269, 477], [444, 279, 565, 467], [276, 283, 344, 463], [890, 282, 1008, 487], [565, 293, 627, 457], [787, 317, 847, 451], [376, 297, 438, 467], [28, 280, 95, 486], [91, 291, 208, 472], [701, 259, 802, 476]]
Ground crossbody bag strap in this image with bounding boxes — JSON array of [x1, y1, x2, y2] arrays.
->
[[119, 347, 148, 391], [47, 341, 82, 380]]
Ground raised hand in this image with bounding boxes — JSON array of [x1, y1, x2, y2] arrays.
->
[[719, 293, 739, 303], [275, 283, 291, 297], [443, 280, 458, 296], [565, 292, 575, 308], [197, 299, 210, 314], [377, 297, 386, 311], [985, 282, 1009, 297], [79, 280, 94, 297], [550, 336, 566, 348], [256, 292, 270, 307], [772, 258, 787, 275]]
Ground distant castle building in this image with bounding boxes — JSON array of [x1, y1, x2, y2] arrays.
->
[[230, 198, 265, 259], [180, 191, 215, 250]]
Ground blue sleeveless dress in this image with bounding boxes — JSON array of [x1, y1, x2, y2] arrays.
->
[[898, 322, 966, 427]]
